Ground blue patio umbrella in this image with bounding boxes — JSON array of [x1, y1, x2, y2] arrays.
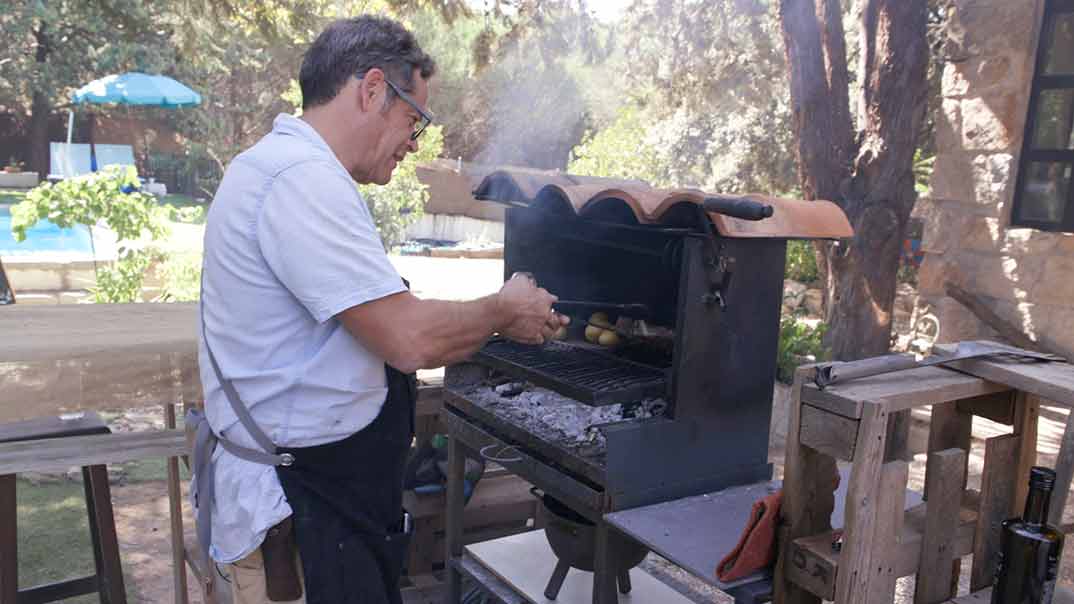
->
[[65, 72, 201, 173], [71, 72, 202, 108]]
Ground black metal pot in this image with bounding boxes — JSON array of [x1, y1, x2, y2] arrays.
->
[[532, 488, 648, 600]]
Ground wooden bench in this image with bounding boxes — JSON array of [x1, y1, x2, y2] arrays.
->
[[776, 351, 1074, 604], [0, 422, 187, 604]]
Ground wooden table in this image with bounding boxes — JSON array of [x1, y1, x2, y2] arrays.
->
[[0, 303, 202, 603], [775, 348, 1074, 604]]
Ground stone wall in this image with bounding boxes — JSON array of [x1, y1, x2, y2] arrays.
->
[[916, 0, 1074, 356]]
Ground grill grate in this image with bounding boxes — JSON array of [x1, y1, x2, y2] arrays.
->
[[473, 339, 667, 406]]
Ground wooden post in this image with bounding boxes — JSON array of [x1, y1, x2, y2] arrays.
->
[[970, 434, 1019, 591], [1049, 404, 1074, 527], [0, 474, 16, 604], [866, 461, 909, 604], [775, 366, 838, 604], [924, 400, 973, 594], [1012, 393, 1040, 517], [914, 448, 966, 604], [165, 402, 190, 604], [833, 401, 889, 604]]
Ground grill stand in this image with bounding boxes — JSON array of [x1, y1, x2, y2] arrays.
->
[[444, 234, 787, 604]]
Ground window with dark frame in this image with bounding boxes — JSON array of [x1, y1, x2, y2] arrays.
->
[[1012, 0, 1074, 231]]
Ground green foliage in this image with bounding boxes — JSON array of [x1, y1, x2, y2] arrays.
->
[[785, 240, 819, 284], [568, 105, 672, 185], [616, 0, 799, 194], [777, 316, 828, 384], [11, 166, 172, 303], [913, 149, 935, 195], [156, 251, 203, 302], [358, 124, 445, 249], [165, 204, 207, 225], [93, 250, 156, 304]]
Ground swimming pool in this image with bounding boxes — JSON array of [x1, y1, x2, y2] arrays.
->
[[0, 206, 95, 255]]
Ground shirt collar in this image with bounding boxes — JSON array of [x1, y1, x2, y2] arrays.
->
[[272, 113, 349, 175]]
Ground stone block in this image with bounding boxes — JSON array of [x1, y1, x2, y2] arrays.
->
[[933, 294, 995, 343], [962, 253, 1030, 302], [4, 265, 63, 291], [59, 291, 91, 304], [951, 0, 1036, 55], [917, 256, 956, 296], [0, 172, 39, 188], [803, 289, 824, 317], [1038, 305, 1074, 354], [962, 216, 1003, 252], [921, 207, 968, 255], [936, 99, 963, 152], [63, 263, 98, 290], [962, 95, 1022, 151], [11, 292, 59, 305], [943, 62, 972, 98], [930, 153, 976, 202], [783, 280, 807, 309], [971, 153, 1016, 208], [1004, 227, 1059, 256], [1056, 234, 1074, 254], [1037, 256, 1074, 305]]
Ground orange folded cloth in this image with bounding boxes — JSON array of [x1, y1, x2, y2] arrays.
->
[[715, 490, 783, 583]]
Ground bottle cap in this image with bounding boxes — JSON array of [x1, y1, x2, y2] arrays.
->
[[1030, 466, 1056, 490]]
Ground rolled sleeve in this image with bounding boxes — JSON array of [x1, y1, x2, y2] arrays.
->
[[257, 161, 405, 323]]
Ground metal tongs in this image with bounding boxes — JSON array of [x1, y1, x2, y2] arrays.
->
[[813, 340, 1065, 389]]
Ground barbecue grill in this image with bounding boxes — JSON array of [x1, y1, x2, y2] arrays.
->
[[442, 171, 853, 603]]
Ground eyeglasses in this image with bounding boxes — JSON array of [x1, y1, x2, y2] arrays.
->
[[384, 78, 434, 141]]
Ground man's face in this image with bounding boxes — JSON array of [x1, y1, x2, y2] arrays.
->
[[364, 71, 430, 186]]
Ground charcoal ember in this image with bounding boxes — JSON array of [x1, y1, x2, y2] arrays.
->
[[464, 383, 667, 452], [493, 381, 526, 397]]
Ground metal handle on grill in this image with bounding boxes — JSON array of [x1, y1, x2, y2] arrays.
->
[[479, 444, 523, 464], [703, 196, 774, 221]]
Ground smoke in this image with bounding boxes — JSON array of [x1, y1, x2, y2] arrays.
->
[[471, 5, 608, 171], [475, 60, 588, 170]]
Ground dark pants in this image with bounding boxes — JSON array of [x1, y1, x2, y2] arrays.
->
[[275, 366, 416, 604]]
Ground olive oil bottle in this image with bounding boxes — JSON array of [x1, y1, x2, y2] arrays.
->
[[992, 466, 1065, 604]]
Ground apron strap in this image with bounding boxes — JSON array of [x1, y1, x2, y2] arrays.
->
[[193, 275, 294, 579]]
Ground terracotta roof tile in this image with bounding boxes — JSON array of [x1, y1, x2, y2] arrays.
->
[[474, 170, 853, 239]]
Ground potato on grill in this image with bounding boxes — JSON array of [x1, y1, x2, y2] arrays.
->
[[584, 325, 604, 343]]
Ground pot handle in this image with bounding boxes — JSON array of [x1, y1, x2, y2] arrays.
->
[[479, 444, 523, 464]]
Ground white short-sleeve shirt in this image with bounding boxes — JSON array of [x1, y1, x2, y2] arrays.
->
[[196, 114, 406, 563]]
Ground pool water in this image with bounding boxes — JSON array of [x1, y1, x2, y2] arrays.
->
[[0, 206, 94, 255]]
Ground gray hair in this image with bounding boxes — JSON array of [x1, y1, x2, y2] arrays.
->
[[299, 15, 436, 110]]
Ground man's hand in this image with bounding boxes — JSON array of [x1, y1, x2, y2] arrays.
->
[[497, 273, 570, 345]]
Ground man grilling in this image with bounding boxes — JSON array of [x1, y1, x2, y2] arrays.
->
[[193, 15, 567, 604]]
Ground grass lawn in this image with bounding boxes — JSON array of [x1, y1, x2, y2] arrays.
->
[[160, 193, 201, 208], [15, 454, 190, 602]]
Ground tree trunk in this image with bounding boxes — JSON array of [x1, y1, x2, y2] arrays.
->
[[780, 0, 929, 361], [28, 24, 52, 178]]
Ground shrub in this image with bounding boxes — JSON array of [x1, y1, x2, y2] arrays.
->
[[11, 166, 171, 303], [776, 315, 829, 384], [785, 240, 819, 284]]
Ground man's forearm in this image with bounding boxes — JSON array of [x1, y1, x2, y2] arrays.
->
[[408, 295, 509, 369], [337, 291, 509, 373]]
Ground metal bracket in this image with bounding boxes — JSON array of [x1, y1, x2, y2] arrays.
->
[[693, 205, 733, 311]]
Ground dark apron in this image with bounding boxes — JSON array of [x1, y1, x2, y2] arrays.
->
[[275, 365, 417, 604]]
